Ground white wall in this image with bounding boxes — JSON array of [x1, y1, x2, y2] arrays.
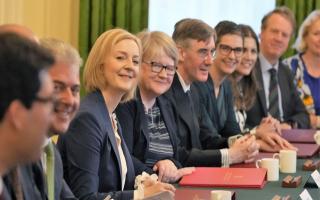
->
[[148, 0, 275, 36]]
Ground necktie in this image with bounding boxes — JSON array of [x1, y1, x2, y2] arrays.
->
[[10, 167, 23, 200], [44, 141, 55, 200], [268, 68, 280, 120]]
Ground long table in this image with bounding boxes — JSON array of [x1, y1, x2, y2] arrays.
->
[[176, 153, 320, 199]]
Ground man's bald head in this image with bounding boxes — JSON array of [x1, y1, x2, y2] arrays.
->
[[0, 24, 38, 43]]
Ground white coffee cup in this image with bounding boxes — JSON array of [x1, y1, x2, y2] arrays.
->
[[255, 158, 279, 181], [273, 150, 297, 173], [314, 131, 320, 145], [211, 190, 232, 200]]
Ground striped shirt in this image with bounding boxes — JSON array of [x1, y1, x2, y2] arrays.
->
[[144, 103, 174, 167]]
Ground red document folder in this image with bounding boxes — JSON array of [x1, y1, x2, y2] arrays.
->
[[179, 167, 267, 188], [282, 129, 316, 143]]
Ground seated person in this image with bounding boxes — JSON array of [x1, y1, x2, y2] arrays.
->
[[58, 28, 175, 200], [284, 10, 320, 129]]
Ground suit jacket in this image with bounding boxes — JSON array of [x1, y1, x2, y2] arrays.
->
[[163, 74, 227, 167], [57, 90, 135, 200], [116, 91, 182, 172], [3, 146, 76, 200], [194, 75, 241, 137], [246, 59, 310, 129]]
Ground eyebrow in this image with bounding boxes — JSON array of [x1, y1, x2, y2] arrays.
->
[[53, 80, 80, 87]]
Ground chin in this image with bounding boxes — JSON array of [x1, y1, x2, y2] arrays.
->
[[51, 123, 69, 135]]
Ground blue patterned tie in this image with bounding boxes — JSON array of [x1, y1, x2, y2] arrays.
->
[[268, 68, 280, 120]]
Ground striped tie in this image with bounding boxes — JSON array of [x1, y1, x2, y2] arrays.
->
[[268, 68, 280, 120]]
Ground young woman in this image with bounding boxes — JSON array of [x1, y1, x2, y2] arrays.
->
[[284, 10, 320, 129], [229, 24, 295, 152], [58, 29, 175, 200], [116, 31, 195, 183]]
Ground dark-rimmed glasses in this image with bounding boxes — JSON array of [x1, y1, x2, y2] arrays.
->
[[143, 61, 176, 76], [218, 44, 243, 57]]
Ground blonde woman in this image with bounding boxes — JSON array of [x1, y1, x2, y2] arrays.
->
[[284, 10, 320, 129], [58, 29, 175, 200]]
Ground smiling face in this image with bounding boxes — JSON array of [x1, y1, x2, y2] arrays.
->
[[102, 39, 140, 96], [305, 19, 320, 56], [140, 52, 175, 98], [260, 13, 292, 63], [213, 34, 243, 78], [48, 62, 80, 135], [236, 37, 258, 77], [178, 37, 215, 85]]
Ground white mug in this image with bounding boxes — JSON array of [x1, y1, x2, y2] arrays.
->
[[211, 190, 232, 200], [273, 150, 297, 173], [314, 131, 320, 145], [256, 158, 279, 181]]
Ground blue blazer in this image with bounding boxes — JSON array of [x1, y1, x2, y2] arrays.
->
[[116, 91, 181, 173], [58, 90, 135, 200], [194, 75, 241, 137]]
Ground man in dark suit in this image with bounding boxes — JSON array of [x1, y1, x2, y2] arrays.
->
[[0, 32, 55, 199], [246, 7, 310, 129], [165, 18, 258, 167]]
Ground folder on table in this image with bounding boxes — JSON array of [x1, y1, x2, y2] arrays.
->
[[282, 129, 316, 143], [294, 143, 320, 158], [179, 167, 267, 188]]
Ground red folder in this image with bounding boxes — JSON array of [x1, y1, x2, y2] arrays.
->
[[179, 167, 267, 188], [294, 143, 320, 158], [282, 129, 316, 143]]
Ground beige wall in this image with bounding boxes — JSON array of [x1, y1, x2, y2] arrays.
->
[[0, 0, 79, 48]]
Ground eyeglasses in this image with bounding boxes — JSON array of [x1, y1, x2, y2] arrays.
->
[[198, 48, 216, 60], [218, 44, 243, 57], [143, 61, 176, 76]]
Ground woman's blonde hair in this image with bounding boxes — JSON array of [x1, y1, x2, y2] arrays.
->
[[293, 10, 320, 52], [83, 28, 142, 102], [137, 30, 179, 67]]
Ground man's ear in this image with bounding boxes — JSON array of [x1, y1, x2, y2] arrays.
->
[[177, 46, 186, 62], [6, 100, 27, 130]]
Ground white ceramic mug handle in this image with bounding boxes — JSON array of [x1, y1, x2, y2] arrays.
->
[[273, 153, 279, 159], [255, 160, 261, 168]]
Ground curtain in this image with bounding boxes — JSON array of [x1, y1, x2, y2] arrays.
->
[[78, 0, 148, 95], [276, 0, 320, 57]]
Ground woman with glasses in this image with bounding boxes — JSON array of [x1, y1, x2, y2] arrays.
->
[[228, 24, 295, 152], [58, 28, 175, 200], [116, 31, 195, 183]]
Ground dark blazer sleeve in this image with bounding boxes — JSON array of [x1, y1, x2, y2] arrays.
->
[[116, 101, 154, 175], [280, 64, 310, 128], [58, 111, 133, 200]]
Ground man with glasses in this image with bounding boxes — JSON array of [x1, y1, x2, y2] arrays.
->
[[164, 18, 257, 167], [246, 7, 310, 129], [0, 32, 54, 199]]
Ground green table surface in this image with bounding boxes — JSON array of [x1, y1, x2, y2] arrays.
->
[[176, 154, 320, 200]]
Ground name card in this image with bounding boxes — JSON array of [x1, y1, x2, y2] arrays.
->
[[311, 170, 320, 188], [299, 189, 313, 200]]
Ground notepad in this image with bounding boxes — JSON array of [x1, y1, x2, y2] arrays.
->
[[179, 167, 267, 188]]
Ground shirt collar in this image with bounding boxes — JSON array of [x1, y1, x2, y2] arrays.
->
[[259, 53, 279, 72], [176, 72, 190, 93]]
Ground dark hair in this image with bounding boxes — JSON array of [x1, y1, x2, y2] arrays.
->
[[261, 6, 296, 36], [172, 18, 216, 48], [0, 33, 54, 120], [229, 24, 259, 111], [214, 20, 244, 45]]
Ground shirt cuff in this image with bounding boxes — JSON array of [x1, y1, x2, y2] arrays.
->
[[220, 148, 230, 167], [134, 189, 144, 200]]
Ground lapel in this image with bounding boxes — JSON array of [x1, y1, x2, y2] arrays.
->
[[255, 60, 268, 115], [171, 74, 196, 131], [158, 96, 177, 149], [136, 91, 150, 144], [93, 91, 123, 181]]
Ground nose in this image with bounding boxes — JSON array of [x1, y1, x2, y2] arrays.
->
[[59, 88, 74, 105], [204, 53, 213, 65], [228, 50, 237, 59], [158, 67, 168, 78]]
